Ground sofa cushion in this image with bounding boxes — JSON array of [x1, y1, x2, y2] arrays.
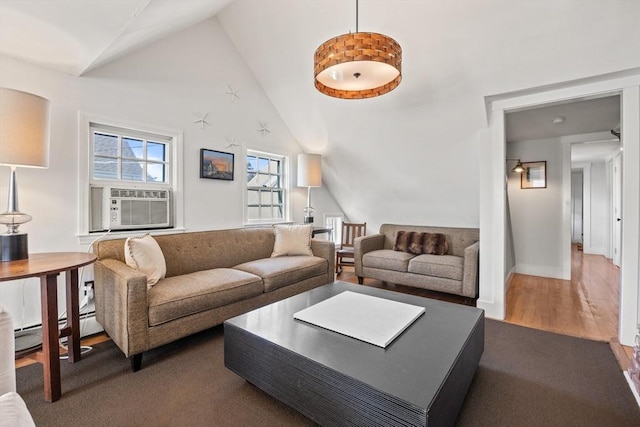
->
[[393, 231, 448, 255], [408, 254, 464, 281], [148, 268, 263, 326], [363, 249, 415, 272], [271, 224, 313, 257], [234, 256, 327, 292], [124, 234, 166, 288]]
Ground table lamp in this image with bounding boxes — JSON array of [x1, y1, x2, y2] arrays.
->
[[297, 153, 322, 224], [0, 88, 50, 261]]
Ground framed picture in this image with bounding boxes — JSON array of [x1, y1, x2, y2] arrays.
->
[[200, 149, 234, 181], [521, 161, 546, 189]]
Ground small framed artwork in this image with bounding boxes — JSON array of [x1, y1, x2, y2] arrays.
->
[[200, 149, 234, 181], [521, 161, 546, 189]]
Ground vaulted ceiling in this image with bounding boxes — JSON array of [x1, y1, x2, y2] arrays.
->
[[1, 0, 636, 226], [0, 0, 623, 144], [0, 0, 233, 76]]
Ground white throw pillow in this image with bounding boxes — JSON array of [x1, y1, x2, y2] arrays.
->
[[124, 234, 166, 288], [271, 224, 314, 257]]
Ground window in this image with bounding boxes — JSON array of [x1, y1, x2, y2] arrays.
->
[[91, 124, 170, 185], [246, 150, 288, 223], [324, 214, 344, 245], [78, 114, 183, 241]]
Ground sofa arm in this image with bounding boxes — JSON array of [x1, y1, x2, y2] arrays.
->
[[462, 241, 480, 298], [354, 234, 386, 278], [311, 239, 336, 283], [94, 259, 150, 357]]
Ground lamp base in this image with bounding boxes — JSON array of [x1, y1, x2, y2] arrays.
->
[[1, 233, 28, 262], [304, 216, 314, 224]]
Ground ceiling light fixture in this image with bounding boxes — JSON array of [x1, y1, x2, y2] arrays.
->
[[314, 0, 402, 99]]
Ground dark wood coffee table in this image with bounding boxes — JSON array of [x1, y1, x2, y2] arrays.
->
[[224, 281, 484, 426]]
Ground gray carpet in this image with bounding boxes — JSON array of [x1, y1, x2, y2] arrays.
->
[[17, 320, 640, 426]]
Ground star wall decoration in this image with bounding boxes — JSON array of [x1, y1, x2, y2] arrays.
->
[[225, 135, 240, 148], [193, 112, 210, 129], [257, 121, 270, 137], [225, 84, 240, 101]]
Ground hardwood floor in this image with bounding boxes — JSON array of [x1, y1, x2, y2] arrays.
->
[[338, 246, 633, 371], [504, 244, 633, 370], [506, 244, 620, 342], [16, 251, 633, 371]]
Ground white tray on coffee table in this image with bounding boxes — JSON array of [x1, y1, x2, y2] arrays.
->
[[293, 291, 425, 348]]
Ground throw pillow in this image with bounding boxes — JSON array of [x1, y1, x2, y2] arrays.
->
[[124, 234, 166, 288], [271, 224, 314, 257], [422, 233, 449, 255], [393, 231, 449, 255]]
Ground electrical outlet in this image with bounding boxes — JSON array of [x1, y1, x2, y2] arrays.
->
[[83, 280, 95, 299]]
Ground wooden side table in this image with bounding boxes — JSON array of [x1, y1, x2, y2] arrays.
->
[[0, 252, 97, 402]]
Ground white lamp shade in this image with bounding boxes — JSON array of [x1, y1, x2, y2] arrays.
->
[[297, 153, 322, 187], [0, 87, 50, 168]]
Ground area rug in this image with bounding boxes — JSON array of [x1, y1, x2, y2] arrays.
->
[[17, 320, 640, 426]]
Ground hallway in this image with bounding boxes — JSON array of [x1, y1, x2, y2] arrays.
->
[[506, 244, 619, 341], [505, 244, 631, 367]]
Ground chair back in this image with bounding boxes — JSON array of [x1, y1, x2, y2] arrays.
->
[[341, 222, 366, 249]]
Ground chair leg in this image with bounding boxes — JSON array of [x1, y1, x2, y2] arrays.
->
[[131, 353, 143, 372]]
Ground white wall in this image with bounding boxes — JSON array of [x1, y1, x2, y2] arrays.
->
[[0, 17, 341, 330], [586, 162, 609, 255], [219, 1, 640, 236], [507, 139, 566, 279], [571, 171, 583, 243]]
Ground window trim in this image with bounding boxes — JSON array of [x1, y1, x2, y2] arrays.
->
[[78, 113, 184, 243], [243, 147, 291, 226], [91, 126, 171, 185]]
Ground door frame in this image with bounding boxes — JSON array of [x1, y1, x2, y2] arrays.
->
[[478, 69, 640, 346]]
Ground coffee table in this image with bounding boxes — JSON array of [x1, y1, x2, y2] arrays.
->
[[224, 281, 484, 426]]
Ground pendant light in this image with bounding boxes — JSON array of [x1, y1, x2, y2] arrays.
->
[[314, 0, 402, 99]]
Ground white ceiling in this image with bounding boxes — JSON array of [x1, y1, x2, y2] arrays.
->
[[506, 95, 621, 163], [0, 0, 627, 163], [506, 96, 620, 143], [0, 0, 233, 76]]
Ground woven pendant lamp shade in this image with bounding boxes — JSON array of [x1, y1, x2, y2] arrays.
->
[[314, 32, 402, 99]]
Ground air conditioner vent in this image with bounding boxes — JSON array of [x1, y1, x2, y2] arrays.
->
[[90, 186, 172, 232]]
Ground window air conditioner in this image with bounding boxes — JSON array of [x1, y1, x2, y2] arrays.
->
[[90, 186, 172, 232]]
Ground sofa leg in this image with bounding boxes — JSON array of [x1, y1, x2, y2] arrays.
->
[[131, 354, 143, 372], [358, 276, 363, 285]]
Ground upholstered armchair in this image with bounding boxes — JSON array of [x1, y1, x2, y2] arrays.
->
[[0, 306, 36, 427]]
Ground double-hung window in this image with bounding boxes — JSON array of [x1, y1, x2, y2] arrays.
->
[[80, 118, 181, 238], [246, 150, 288, 223], [91, 124, 170, 184]]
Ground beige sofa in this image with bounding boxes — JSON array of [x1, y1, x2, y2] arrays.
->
[[93, 227, 335, 371], [355, 224, 479, 300]]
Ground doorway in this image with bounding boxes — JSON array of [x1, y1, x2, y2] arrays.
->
[[478, 70, 640, 346]]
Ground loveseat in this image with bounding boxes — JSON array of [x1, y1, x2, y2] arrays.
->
[[93, 226, 335, 370], [354, 224, 479, 300]]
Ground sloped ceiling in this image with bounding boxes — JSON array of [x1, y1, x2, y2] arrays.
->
[[0, 0, 233, 76], [1, 0, 638, 227]]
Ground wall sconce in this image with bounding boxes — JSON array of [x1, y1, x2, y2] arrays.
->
[[297, 153, 322, 224], [0, 88, 50, 261], [507, 159, 525, 173]]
